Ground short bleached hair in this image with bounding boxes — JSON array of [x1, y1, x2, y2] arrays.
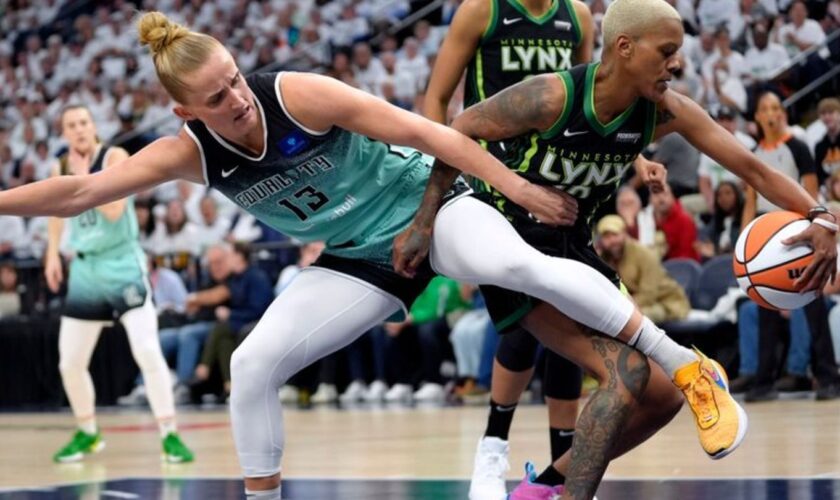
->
[[602, 0, 682, 48]]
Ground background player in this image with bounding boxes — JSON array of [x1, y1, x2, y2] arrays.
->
[[47, 105, 193, 463]]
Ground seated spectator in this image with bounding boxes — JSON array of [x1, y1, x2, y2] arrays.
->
[[697, 106, 754, 213], [0, 262, 22, 318], [743, 23, 789, 89], [696, 181, 744, 259], [597, 215, 690, 324], [615, 185, 660, 254], [701, 27, 748, 114], [148, 199, 201, 258], [352, 42, 386, 96], [193, 244, 274, 399], [0, 212, 26, 260], [195, 195, 231, 252], [449, 285, 492, 398], [385, 276, 469, 402], [119, 244, 233, 406], [650, 184, 701, 261], [815, 97, 840, 187], [732, 301, 813, 397], [775, 1, 826, 58], [650, 130, 700, 199]]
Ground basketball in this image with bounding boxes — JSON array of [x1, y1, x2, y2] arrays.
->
[[733, 211, 817, 310]]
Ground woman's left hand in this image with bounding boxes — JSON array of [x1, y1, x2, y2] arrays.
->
[[783, 221, 838, 292]]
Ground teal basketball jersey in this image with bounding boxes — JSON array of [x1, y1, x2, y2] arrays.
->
[[183, 72, 434, 267], [61, 146, 141, 255]]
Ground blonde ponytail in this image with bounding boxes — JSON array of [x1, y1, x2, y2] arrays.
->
[[137, 11, 222, 103]]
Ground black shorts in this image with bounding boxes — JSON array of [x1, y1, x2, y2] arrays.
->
[[312, 178, 472, 318], [313, 252, 436, 316], [473, 192, 621, 334]]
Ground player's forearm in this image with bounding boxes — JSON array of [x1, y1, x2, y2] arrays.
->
[[410, 160, 462, 231], [749, 165, 818, 215], [46, 217, 64, 258], [416, 124, 528, 204], [0, 176, 86, 217], [423, 94, 449, 124]]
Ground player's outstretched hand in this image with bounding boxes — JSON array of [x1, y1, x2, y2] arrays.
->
[[784, 221, 838, 292], [514, 183, 578, 227], [393, 223, 432, 279]]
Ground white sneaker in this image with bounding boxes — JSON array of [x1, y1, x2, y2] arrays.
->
[[469, 437, 510, 500], [384, 383, 413, 402], [339, 381, 367, 404], [413, 382, 445, 403], [364, 380, 388, 402], [117, 385, 147, 406], [277, 385, 299, 404], [311, 383, 338, 404]]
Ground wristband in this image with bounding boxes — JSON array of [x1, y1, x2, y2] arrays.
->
[[812, 217, 839, 233], [807, 206, 837, 222]]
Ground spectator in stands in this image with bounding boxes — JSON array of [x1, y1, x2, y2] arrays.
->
[[697, 106, 755, 213], [651, 184, 701, 261], [396, 37, 430, 98], [732, 301, 815, 396], [379, 51, 416, 107], [0, 262, 22, 318], [815, 97, 840, 186], [696, 181, 745, 259], [0, 210, 26, 260], [597, 215, 690, 324], [351, 42, 386, 96], [450, 284, 492, 398], [195, 196, 231, 253], [412, 19, 442, 57], [148, 199, 201, 257], [742, 91, 840, 402], [650, 128, 700, 199], [193, 244, 273, 400], [616, 185, 660, 254], [743, 23, 790, 89], [331, 3, 370, 47], [379, 276, 471, 403], [776, 1, 827, 57], [702, 26, 748, 113]]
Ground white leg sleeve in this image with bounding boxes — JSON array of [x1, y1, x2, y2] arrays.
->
[[122, 299, 175, 422], [230, 267, 402, 478], [58, 317, 106, 422], [431, 196, 634, 337]]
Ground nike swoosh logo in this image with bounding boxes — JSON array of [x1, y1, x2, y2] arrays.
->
[[563, 129, 588, 138], [557, 430, 575, 437], [503, 17, 522, 25], [221, 165, 239, 178]]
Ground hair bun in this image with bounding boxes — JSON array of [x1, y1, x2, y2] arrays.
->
[[137, 11, 188, 56]]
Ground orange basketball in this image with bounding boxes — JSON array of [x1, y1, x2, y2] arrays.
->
[[733, 211, 817, 310]]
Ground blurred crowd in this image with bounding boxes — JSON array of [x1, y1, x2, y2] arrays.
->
[[1, 0, 840, 405]]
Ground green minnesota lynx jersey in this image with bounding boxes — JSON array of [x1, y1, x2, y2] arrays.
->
[[60, 146, 141, 255], [184, 72, 434, 268], [464, 0, 583, 108], [487, 63, 657, 229]]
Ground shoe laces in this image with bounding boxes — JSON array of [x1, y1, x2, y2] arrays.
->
[[684, 363, 718, 427]]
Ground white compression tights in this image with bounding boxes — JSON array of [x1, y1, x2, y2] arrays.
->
[[230, 267, 402, 478], [430, 196, 635, 337], [58, 299, 175, 426]]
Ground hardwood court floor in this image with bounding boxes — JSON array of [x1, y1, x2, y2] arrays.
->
[[1, 399, 838, 490]]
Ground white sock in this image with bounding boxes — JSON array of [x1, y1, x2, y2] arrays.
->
[[78, 419, 97, 435], [245, 485, 282, 499], [159, 417, 177, 438], [629, 317, 697, 377]]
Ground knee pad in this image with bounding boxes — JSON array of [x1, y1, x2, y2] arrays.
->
[[543, 352, 583, 400], [495, 327, 539, 372]]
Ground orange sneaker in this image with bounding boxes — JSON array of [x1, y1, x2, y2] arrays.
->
[[673, 348, 748, 459]]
